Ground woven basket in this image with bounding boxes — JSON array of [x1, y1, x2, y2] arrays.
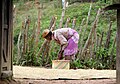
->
[[52, 60, 70, 69]]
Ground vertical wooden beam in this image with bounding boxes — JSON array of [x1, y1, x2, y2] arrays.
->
[[9, 0, 13, 71], [0, 0, 13, 78], [8, 0, 13, 73], [0, 0, 2, 78], [116, 9, 120, 84]]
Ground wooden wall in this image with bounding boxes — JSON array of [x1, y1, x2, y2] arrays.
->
[[0, 0, 13, 78]]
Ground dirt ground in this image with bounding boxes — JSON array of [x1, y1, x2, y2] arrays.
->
[[16, 78, 116, 84], [0, 78, 116, 84], [13, 66, 116, 80], [0, 66, 116, 84]]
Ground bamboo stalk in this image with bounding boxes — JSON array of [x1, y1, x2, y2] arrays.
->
[[81, 8, 101, 56]]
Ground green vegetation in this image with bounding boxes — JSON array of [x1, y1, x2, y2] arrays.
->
[[13, 0, 116, 69]]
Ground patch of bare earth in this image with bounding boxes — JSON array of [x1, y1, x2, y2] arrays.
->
[[15, 78, 116, 84], [0, 79, 19, 84]]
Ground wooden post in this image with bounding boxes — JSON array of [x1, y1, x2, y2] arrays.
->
[[9, 0, 13, 73], [116, 9, 120, 84], [0, 0, 2, 77], [0, 0, 13, 78]]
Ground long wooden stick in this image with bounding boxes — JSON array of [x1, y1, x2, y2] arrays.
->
[[17, 22, 24, 63], [42, 17, 57, 62], [59, 0, 66, 28], [81, 8, 101, 56], [22, 18, 29, 56], [49, 16, 56, 29], [25, 16, 30, 53], [64, 17, 70, 28], [37, 17, 56, 58], [83, 3, 92, 37], [105, 21, 112, 49], [38, 17, 56, 63], [85, 3, 92, 29], [99, 32, 104, 47], [110, 36, 116, 69], [78, 18, 85, 58], [35, 1, 41, 46], [72, 18, 76, 29], [78, 3, 92, 57]]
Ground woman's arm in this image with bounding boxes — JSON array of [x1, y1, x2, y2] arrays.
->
[[57, 34, 68, 60], [58, 44, 67, 60]]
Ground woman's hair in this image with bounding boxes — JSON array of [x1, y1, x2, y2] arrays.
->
[[44, 31, 52, 38]]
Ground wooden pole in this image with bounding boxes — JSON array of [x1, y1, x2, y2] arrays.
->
[[105, 21, 112, 49], [116, 9, 120, 84], [81, 8, 101, 56], [0, 0, 2, 78], [72, 18, 76, 29], [9, 0, 13, 74], [17, 22, 24, 63], [64, 17, 70, 28], [59, 0, 66, 28]]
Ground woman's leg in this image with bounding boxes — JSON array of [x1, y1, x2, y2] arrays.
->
[[65, 55, 77, 69]]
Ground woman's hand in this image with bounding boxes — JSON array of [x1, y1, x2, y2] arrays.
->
[[58, 50, 64, 60]]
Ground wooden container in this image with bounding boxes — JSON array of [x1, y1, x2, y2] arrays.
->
[[52, 60, 70, 69]]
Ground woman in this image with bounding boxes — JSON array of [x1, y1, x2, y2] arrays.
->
[[42, 28, 79, 60]]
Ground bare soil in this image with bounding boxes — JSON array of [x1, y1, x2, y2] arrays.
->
[[13, 66, 116, 80], [0, 66, 116, 84], [0, 78, 116, 84], [16, 78, 116, 84]]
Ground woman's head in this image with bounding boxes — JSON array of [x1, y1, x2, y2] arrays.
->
[[42, 29, 52, 41]]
